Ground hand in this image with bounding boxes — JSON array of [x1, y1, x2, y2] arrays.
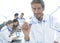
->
[[21, 22, 31, 41]]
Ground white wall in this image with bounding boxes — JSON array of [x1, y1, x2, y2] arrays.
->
[[0, 0, 60, 24]]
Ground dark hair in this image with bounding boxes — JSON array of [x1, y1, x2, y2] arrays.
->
[[6, 20, 13, 25], [13, 19, 19, 27], [31, 0, 45, 9], [21, 13, 24, 15], [13, 19, 18, 22], [14, 13, 19, 16]]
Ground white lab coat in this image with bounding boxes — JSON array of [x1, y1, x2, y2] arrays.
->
[[0, 26, 12, 43], [18, 18, 25, 26], [25, 14, 55, 43]]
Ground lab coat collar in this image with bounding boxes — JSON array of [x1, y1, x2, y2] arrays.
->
[[7, 26, 13, 32], [33, 15, 46, 24]]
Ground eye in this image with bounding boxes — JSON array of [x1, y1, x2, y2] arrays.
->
[[33, 8, 36, 10]]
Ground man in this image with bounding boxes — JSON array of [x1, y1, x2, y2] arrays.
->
[[0, 20, 17, 43], [18, 13, 25, 26], [20, 13, 25, 19], [12, 19, 24, 43], [14, 13, 19, 20], [13, 19, 19, 30], [22, 0, 55, 43]]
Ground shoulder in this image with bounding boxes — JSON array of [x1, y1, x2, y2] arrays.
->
[[1, 26, 7, 32], [0, 24, 4, 29], [29, 16, 37, 24], [29, 16, 35, 21]]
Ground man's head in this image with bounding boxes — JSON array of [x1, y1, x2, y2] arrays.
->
[[14, 13, 19, 19], [6, 20, 13, 29], [31, 0, 45, 21], [13, 19, 19, 27], [20, 13, 24, 19]]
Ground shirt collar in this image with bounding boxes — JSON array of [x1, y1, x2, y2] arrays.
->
[[7, 26, 13, 32], [33, 15, 46, 24]]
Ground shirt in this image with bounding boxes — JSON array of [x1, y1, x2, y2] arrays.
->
[[25, 14, 55, 43], [18, 18, 25, 26], [0, 26, 12, 43]]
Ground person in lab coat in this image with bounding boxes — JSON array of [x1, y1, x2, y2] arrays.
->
[[14, 13, 19, 20], [12, 19, 24, 43], [0, 20, 17, 43], [18, 13, 25, 26], [21, 0, 55, 43]]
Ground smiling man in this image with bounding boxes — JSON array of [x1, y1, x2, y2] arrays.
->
[[22, 0, 55, 43]]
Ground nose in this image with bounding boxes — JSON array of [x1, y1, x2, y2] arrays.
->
[[34, 9, 39, 13]]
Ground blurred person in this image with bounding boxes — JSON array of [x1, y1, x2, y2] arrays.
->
[[0, 20, 17, 43], [12, 19, 24, 43], [13, 19, 19, 30], [14, 13, 19, 20], [20, 13, 25, 19], [18, 13, 25, 26]]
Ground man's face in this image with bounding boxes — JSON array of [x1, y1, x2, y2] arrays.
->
[[13, 22, 19, 27], [20, 14, 24, 18], [14, 16, 18, 19], [31, 3, 44, 20], [9, 23, 13, 29]]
